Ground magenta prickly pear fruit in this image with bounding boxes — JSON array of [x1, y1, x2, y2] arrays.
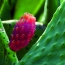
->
[[9, 12, 36, 51]]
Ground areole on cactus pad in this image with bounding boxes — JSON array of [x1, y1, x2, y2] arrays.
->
[[9, 12, 36, 51]]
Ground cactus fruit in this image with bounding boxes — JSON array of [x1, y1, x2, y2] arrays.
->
[[2, 20, 46, 60], [9, 13, 36, 52], [16, 1, 65, 65]]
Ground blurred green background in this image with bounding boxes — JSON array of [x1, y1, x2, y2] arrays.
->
[[0, 0, 61, 25], [0, 0, 45, 21]]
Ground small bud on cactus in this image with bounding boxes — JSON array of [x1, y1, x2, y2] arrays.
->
[[9, 12, 36, 51]]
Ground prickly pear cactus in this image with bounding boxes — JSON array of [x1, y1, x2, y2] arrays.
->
[[1, 0, 65, 65], [16, 0, 65, 65]]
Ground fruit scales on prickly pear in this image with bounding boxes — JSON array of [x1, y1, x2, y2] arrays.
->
[[9, 13, 36, 51]]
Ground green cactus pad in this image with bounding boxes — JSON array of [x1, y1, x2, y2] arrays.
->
[[17, 0, 65, 65], [0, 20, 18, 65], [0, 19, 6, 65]]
